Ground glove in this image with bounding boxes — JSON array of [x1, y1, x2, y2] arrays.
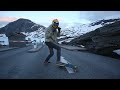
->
[[58, 27, 61, 32]]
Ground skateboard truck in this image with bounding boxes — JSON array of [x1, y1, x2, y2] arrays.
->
[[66, 64, 78, 72], [57, 63, 78, 73]]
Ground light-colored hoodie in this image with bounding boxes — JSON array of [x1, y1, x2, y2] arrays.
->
[[45, 24, 60, 43]]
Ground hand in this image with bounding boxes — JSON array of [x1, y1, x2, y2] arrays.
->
[[58, 27, 61, 32]]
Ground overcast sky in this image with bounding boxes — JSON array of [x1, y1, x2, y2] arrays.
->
[[79, 11, 120, 22], [0, 11, 120, 27]]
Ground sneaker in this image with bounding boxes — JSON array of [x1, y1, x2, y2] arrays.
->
[[56, 61, 65, 66]]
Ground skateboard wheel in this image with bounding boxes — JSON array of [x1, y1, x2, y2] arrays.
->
[[73, 66, 78, 72]]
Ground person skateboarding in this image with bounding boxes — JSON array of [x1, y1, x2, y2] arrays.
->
[[44, 19, 64, 66]]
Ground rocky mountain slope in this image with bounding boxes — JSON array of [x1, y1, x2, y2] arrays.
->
[[67, 19, 120, 56]]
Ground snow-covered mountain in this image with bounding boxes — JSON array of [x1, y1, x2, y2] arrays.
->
[[61, 23, 102, 37], [22, 18, 120, 44], [59, 18, 120, 44], [61, 18, 120, 37], [0, 18, 46, 45], [67, 19, 120, 57], [1, 18, 119, 46], [21, 27, 45, 43], [0, 18, 46, 34]]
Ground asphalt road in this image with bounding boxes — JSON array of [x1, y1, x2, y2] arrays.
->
[[0, 45, 120, 79]]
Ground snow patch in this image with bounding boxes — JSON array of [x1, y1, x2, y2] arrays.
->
[[60, 56, 68, 64], [31, 24, 39, 29], [0, 34, 9, 45], [21, 26, 45, 44], [58, 38, 74, 44], [113, 49, 120, 55], [61, 23, 102, 38]]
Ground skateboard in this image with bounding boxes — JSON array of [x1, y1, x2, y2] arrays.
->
[[57, 63, 78, 72]]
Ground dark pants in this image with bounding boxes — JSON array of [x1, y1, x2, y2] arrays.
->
[[45, 42, 61, 62]]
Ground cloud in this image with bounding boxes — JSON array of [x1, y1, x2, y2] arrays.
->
[[79, 11, 120, 22], [79, 19, 91, 24], [0, 17, 18, 28], [0, 17, 18, 22]]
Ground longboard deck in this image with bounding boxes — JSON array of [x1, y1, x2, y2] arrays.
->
[[57, 63, 78, 73]]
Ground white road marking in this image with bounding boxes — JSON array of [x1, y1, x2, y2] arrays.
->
[[60, 56, 74, 74]]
